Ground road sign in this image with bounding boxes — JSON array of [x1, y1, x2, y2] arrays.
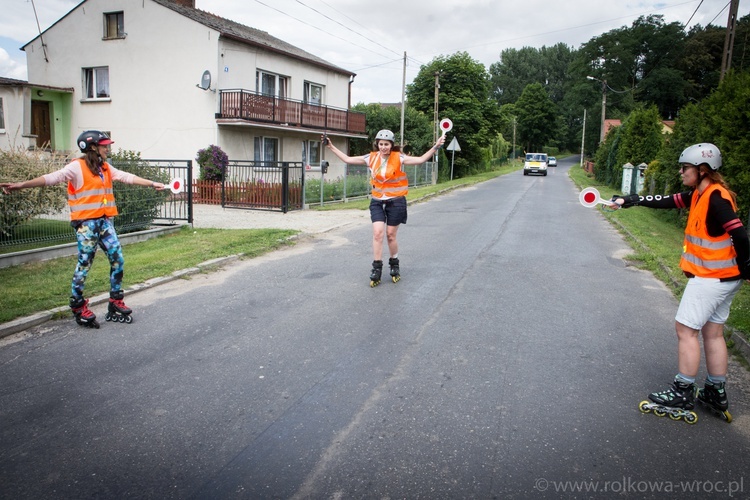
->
[[446, 137, 461, 152]]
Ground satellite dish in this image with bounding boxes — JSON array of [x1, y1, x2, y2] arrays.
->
[[197, 70, 211, 90]]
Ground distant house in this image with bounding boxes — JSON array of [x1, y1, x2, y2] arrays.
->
[[0, 77, 73, 151], [603, 119, 676, 137], [20, 0, 366, 177]]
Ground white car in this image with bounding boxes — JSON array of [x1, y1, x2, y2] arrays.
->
[[523, 153, 548, 176], [548, 156, 557, 167]]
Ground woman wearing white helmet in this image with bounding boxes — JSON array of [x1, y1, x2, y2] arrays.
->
[[612, 143, 749, 423], [324, 129, 445, 286], [1, 130, 167, 328]]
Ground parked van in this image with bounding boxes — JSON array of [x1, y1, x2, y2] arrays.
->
[[523, 153, 548, 176]]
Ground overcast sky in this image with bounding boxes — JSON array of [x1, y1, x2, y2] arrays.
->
[[1, 0, 748, 104]]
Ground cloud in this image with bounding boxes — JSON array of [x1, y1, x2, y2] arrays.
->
[[0, 47, 27, 80]]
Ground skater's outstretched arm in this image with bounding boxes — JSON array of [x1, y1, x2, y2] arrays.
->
[[322, 136, 367, 165], [403, 134, 446, 165]]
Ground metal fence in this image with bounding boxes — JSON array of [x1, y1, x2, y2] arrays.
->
[[221, 160, 304, 213], [0, 159, 192, 253], [304, 161, 438, 206]]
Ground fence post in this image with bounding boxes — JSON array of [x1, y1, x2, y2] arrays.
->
[[282, 162, 289, 214], [187, 160, 194, 224]]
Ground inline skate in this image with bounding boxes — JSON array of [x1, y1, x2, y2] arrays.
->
[[638, 379, 698, 424], [70, 297, 100, 329], [105, 290, 133, 323], [389, 257, 400, 283], [370, 260, 383, 288], [696, 381, 732, 423]]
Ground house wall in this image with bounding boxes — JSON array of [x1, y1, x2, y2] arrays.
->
[[24, 0, 357, 180], [26, 0, 220, 161], [0, 86, 33, 150]]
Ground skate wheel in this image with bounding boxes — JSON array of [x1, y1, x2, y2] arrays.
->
[[392, 276, 400, 283], [653, 408, 666, 417], [722, 410, 732, 423], [638, 400, 651, 414], [370, 280, 380, 288], [117, 315, 126, 323], [668, 412, 682, 421], [684, 412, 698, 424], [124, 315, 133, 324], [105, 313, 113, 322]]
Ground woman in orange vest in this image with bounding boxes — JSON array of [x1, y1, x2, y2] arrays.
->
[[324, 129, 445, 287], [1, 130, 166, 328], [612, 143, 749, 423]]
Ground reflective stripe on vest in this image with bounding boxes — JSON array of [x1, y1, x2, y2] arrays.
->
[[368, 152, 408, 199], [67, 158, 118, 220], [679, 184, 738, 278]]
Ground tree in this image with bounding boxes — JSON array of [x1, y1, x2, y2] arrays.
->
[[407, 52, 501, 178], [348, 103, 432, 157], [514, 83, 557, 152]]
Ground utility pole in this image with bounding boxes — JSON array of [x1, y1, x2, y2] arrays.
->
[[587, 75, 607, 143], [512, 116, 516, 160], [580, 108, 586, 169], [400, 52, 406, 146], [720, 0, 740, 81], [433, 71, 440, 175]]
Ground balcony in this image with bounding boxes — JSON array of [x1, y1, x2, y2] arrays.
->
[[218, 89, 366, 135]]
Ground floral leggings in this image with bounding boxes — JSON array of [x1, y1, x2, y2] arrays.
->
[[71, 217, 124, 300]]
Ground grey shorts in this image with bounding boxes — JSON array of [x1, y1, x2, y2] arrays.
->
[[370, 196, 407, 226], [675, 277, 743, 329]]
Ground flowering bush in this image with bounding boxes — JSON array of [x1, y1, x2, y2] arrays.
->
[[196, 145, 228, 181]]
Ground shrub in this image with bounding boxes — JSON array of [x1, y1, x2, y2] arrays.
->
[[109, 149, 170, 233], [0, 147, 68, 239], [196, 145, 228, 181]]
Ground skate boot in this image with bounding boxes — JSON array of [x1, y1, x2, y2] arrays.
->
[[105, 290, 133, 323], [697, 381, 732, 423], [70, 297, 100, 329], [638, 379, 698, 424], [389, 257, 400, 283], [370, 260, 383, 288]]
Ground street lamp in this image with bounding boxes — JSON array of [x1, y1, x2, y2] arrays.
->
[[587, 75, 607, 143]]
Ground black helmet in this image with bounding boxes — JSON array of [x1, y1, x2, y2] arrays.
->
[[77, 130, 114, 152]]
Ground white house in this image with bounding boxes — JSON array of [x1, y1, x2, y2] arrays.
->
[[21, 0, 366, 178]]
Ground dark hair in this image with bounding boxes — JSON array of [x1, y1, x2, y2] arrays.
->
[[83, 147, 103, 175], [700, 165, 737, 204]]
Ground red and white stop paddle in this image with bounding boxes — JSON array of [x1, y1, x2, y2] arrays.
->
[[579, 187, 614, 208], [168, 178, 184, 194], [439, 118, 453, 138]]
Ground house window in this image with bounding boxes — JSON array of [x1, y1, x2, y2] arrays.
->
[[302, 140, 320, 166], [254, 137, 279, 163], [83, 67, 110, 99], [103, 12, 125, 39], [304, 82, 323, 105], [0, 98, 5, 132], [256, 70, 288, 98]]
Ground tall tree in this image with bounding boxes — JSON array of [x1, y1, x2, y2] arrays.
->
[[515, 83, 557, 152], [407, 52, 500, 178]]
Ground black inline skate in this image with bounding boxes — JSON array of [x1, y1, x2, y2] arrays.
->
[[70, 297, 100, 329], [370, 260, 383, 288], [389, 257, 400, 283], [696, 381, 732, 423], [638, 379, 698, 424], [105, 290, 133, 323]]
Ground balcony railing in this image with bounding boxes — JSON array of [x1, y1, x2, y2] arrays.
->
[[218, 89, 366, 135]]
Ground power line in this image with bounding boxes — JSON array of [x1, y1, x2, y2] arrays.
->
[[294, 0, 401, 57], [252, 0, 393, 60]]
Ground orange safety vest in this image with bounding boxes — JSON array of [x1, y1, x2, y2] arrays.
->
[[368, 152, 408, 199], [680, 183, 739, 278], [67, 158, 118, 221]]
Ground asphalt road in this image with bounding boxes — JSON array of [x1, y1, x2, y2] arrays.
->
[[2, 158, 749, 499]]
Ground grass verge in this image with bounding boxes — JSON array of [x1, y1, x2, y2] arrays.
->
[[568, 166, 750, 345], [0, 226, 297, 323]]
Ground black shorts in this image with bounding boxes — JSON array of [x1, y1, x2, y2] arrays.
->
[[370, 196, 407, 226]]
